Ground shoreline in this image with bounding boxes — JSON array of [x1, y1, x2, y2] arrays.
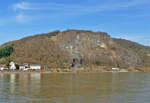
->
[[0, 69, 140, 74]]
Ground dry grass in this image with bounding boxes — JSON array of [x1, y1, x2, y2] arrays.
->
[[139, 67, 150, 72]]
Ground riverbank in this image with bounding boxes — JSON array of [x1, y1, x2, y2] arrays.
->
[[1, 65, 150, 74], [0, 69, 139, 74]]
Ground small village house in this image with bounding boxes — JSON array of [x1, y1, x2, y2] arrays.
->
[[30, 64, 41, 70], [0, 67, 4, 71], [9, 61, 16, 70], [112, 68, 120, 71], [19, 65, 26, 70], [0, 64, 6, 71], [19, 63, 29, 71], [19, 65, 27, 71]]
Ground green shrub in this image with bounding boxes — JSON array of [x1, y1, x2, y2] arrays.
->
[[0, 57, 12, 67], [95, 60, 101, 66], [0, 45, 14, 58]]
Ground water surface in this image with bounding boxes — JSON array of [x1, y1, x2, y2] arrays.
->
[[0, 72, 150, 103]]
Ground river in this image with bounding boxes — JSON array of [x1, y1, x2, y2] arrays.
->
[[0, 72, 150, 103]]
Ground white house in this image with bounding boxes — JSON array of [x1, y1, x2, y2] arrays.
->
[[30, 65, 41, 70], [10, 62, 16, 70], [19, 63, 30, 70], [0, 67, 4, 71], [0, 64, 6, 71], [19, 65, 26, 70], [19, 65, 29, 71], [112, 68, 120, 71]]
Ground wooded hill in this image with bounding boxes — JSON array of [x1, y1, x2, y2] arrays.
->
[[0, 30, 150, 69]]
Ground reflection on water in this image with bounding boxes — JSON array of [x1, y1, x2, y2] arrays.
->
[[0, 72, 150, 103]]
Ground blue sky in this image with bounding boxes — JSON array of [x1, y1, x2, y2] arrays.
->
[[0, 0, 150, 46]]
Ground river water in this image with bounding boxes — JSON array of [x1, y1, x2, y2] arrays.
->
[[0, 72, 150, 103]]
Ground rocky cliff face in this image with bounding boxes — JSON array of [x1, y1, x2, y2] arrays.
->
[[1, 30, 150, 68]]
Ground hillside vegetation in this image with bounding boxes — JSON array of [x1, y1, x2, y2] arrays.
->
[[0, 30, 150, 69]]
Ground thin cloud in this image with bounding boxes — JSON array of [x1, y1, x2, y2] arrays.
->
[[12, 1, 31, 11], [16, 13, 29, 23], [11, 0, 150, 23], [12, 0, 150, 13], [16, 13, 24, 22]]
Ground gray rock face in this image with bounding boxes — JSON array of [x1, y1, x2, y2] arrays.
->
[[57, 30, 110, 58], [49, 30, 148, 68]]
